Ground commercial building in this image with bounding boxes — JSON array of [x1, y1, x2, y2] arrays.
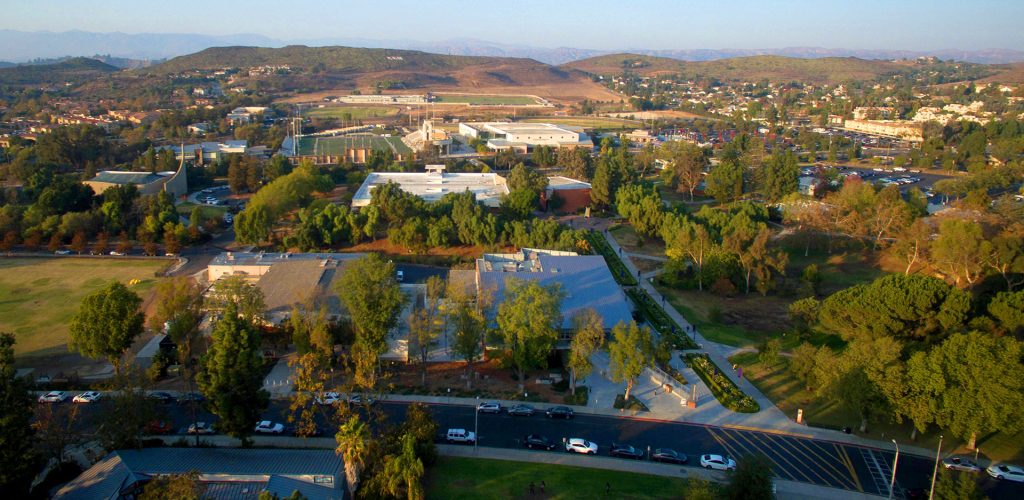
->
[[458, 122, 592, 153], [279, 134, 414, 164], [475, 248, 633, 345], [161, 140, 248, 164], [543, 176, 591, 213], [351, 165, 509, 208], [227, 106, 275, 125], [84, 156, 188, 197], [834, 118, 924, 142], [55, 448, 346, 500]]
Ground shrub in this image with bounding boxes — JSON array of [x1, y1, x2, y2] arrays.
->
[[585, 231, 638, 286], [625, 288, 697, 350], [613, 393, 649, 411], [683, 353, 759, 413]]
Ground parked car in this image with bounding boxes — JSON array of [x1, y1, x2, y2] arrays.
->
[[145, 420, 173, 435], [38, 391, 67, 403], [986, 463, 1024, 482], [396, 270, 404, 282], [109, 251, 126, 256], [177, 392, 206, 404], [700, 454, 736, 471], [652, 448, 688, 464], [545, 406, 574, 419], [477, 402, 501, 414], [508, 404, 536, 417], [941, 456, 981, 473], [72, 391, 102, 403], [187, 422, 214, 435], [348, 394, 375, 405], [54, 250, 71, 255], [254, 421, 285, 434], [609, 443, 645, 460], [523, 434, 557, 450], [565, 438, 598, 455], [148, 392, 174, 403], [315, 392, 341, 405], [446, 428, 476, 444]]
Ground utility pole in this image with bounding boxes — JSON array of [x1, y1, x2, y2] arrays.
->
[[888, 439, 901, 500], [929, 435, 943, 500]]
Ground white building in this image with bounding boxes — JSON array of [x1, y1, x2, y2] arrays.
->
[[160, 140, 248, 164], [458, 122, 592, 153], [351, 164, 509, 208]]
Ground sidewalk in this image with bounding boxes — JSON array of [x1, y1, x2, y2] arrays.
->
[[598, 229, 935, 457]]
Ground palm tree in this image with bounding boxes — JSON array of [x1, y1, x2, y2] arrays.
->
[[335, 415, 370, 497], [382, 433, 425, 500]]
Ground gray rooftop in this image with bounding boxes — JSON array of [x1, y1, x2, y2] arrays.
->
[[210, 252, 364, 268], [257, 259, 346, 323], [90, 171, 169, 185], [477, 249, 633, 331]]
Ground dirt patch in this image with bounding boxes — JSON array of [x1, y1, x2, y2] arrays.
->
[[628, 257, 662, 275], [384, 358, 571, 403]]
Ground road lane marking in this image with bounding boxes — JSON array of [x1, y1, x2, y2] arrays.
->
[[760, 434, 855, 490], [834, 444, 865, 493], [726, 429, 818, 484]]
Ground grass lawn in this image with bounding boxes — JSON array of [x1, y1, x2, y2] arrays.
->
[[728, 351, 1024, 463], [0, 258, 168, 357], [608, 224, 665, 257], [521, 116, 639, 129], [177, 201, 227, 218], [425, 456, 694, 499], [303, 105, 400, 120], [433, 94, 539, 105]]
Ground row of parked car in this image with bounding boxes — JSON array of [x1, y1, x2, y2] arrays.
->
[[942, 456, 1024, 483], [476, 402, 574, 418]]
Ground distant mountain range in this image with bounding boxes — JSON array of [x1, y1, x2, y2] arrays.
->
[[0, 29, 1022, 66]]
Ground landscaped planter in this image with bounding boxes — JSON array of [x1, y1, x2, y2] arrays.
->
[[625, 288, 698, 350], [683, 353, 759, 413], [586, 231, 638, 286]]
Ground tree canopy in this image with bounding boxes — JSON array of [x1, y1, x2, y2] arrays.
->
[[68, 281, 144, 373]]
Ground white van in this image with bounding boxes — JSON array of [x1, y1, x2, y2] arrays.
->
[[446, 428, 476, 444]]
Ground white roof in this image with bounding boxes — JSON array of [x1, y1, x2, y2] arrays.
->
[[352, 171, 509, 208]]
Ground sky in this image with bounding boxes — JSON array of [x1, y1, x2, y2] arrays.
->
[[4, 0, 1022, 51]]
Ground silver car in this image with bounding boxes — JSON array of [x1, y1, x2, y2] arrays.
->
[[941, 456, 981, 473]]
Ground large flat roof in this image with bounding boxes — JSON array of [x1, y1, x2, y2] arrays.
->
[[477, 249, 633, 330], [352, 171, 509, 208], [210, 252, 363, 268], [88, 171, 171, 185]]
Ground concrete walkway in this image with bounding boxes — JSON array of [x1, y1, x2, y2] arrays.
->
[[598, 229, 935, 457]]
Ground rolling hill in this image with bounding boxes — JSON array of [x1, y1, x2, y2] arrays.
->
[[144, 45, 618, 103], [0, 57, 119, 85], [562, 53, 908, 84]]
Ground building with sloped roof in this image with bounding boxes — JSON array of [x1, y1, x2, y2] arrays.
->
[[55, 448, 346, 500], [84, 156, 188, 197], [476, 248, 633, 346]]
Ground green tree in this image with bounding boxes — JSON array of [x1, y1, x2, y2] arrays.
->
[[0, 333, 34, 492], [814, 337, 901, 432], [788, 342, 819, 390], [818, 274, 970, 345], [500, 188, 538, 220], [506, 163, 548, 195], [758, 338, 782, 368], [207, 275, 266, 324], [608, 321, 653, 401], [197, 302, 270, 446], [448, 287, 486, 390], [659, 141, 708, 200], [567, 308, 604, 396], [140, 471, 206, 500], [725, 453, 774, 500], [69, 281, 144, 374], [661, 213, 714, 291], [495, 278, 564, 392], [988, 290, 1024, 335], [336, 415, 371, 497], [760, 150, 799, 201], [931, 218, 985, 288], [705, 157, 744, 203], [381, 433, 425, 500], [615, 183, 664, 237], [932, 469, 984, 500], [334, 254, 405, 384], [408, 308, 434, 386], [531, 145, 556, 168], [928, 332, 1024, 449], [590, 158, 616, 209]]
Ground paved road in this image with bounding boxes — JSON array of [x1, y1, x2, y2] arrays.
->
[[59, 399, 1024, 499]]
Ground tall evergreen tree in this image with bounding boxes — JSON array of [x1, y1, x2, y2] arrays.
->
[[0, 333, 34, 492]]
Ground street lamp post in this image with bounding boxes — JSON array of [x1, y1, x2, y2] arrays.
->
[[888, 439, 901, 500], [929, 435, 943, 500], [474, 405, 479, 452]]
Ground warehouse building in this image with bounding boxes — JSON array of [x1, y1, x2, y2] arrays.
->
[[458, 122, 592, 153]]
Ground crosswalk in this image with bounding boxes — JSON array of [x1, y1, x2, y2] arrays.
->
[[859, 447, 903, 497]]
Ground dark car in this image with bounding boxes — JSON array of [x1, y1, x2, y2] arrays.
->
[[177, 392, 206, 404], [523, 434, 557, 451], [652, 448, 688, 464], [545, 406, 574, 419], [508, 404, 536, 417], [148, 392, 174, 403], [610, 443, 645, 460]]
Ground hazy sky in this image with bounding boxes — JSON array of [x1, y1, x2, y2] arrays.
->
[[4, 0, 1022, 50]]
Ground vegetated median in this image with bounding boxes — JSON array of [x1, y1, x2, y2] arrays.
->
[[426, 455, 696, 499], [625, 287, 697, 350], [683, 353, 759, 413], [585, 231, 637, 286]]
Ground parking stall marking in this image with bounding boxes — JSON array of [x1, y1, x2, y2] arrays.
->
[[827, 442, 865, 493], [755, 432, 859, 490], [721, 428, 819, 485]]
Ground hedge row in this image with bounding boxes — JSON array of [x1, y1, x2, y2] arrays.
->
[[625, 288, 698, 350], [683, 353, 759, 413], [586, 231, 638, 286]]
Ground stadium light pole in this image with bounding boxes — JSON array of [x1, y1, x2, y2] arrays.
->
[[888, 439, 900, 500]]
